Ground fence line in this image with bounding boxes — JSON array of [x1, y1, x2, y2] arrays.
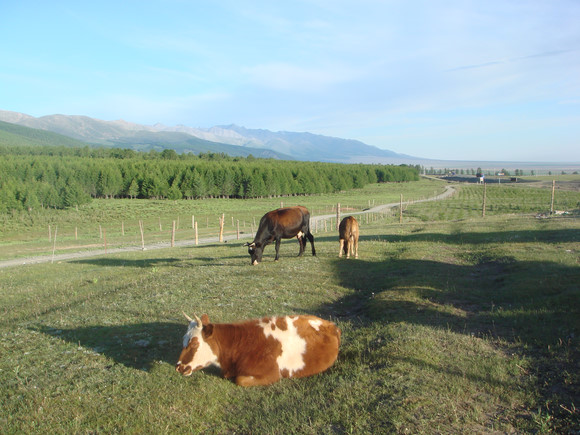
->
[[4, 181, 578, 268]]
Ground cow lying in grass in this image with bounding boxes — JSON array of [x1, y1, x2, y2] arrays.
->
[[339, 216, 359, 259], [176, 313, 341, 386]]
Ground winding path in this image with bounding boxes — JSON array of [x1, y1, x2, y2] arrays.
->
[[0, 185, 456, 269]]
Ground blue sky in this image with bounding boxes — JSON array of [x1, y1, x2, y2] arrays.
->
[[1, 0, 579, 161]]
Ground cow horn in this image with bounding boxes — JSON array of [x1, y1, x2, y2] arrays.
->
[[194, 314, 202, 326], [183, 312, 193, 322]]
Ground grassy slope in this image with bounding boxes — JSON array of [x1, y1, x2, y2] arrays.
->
[[0, 120, 90, 148], [0, 180, 579, 433]]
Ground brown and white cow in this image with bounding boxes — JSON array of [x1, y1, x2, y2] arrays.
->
[[339, 216, 359, 259], [176, 313, 340, 386], [244, 205, 315, 265]]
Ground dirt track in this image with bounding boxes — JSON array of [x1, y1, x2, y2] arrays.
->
[[0, 186, 456, 269]]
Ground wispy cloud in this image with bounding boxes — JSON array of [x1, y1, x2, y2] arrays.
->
[[447, 49, 577, 72], [242, 62, 360, 92], [446, 61, 504, 72]]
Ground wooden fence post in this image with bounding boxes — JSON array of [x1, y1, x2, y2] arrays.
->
[[399, 194, 403, 224], [139, 220, 145, 250], [219, 214, 224, 242], [51, 226, 58, 263], [194, 221, 198, 245], [336, 203, 341, 230], [550, 180, 555, 214], [171, 220, 176, 247], [482, 182, 487, 217]]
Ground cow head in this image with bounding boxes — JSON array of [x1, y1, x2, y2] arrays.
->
[[244, 241, 263, 265], [176, 313, 217, 376]]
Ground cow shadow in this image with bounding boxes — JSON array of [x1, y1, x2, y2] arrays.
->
[[34, 322, 184, 371], [70, 258, 181, 268]]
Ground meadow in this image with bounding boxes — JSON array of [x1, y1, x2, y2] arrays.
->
[[0, 176, 579, 433]]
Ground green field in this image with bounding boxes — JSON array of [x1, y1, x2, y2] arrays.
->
[[1, 178, 579, 433], [0, 179, 443, 261]]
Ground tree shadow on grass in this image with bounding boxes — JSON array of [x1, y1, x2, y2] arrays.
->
[[318, 244, 579, 431], [34, 322, 184, 371], [314, 227, 580, 246], [324, 255, 578, 346]]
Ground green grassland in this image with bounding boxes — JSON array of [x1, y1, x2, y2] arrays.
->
[[1, 176, 579, 262], [0, 178, 579, 433], [0, 179, 442, 261]]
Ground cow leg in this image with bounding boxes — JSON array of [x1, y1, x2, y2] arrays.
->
[[236, 376, 280, 387], [354, 237, 359, 259], [346, 237, 351, 259], [306, 231, 316, 256], [274, 238, 281, 261], [297, 234, 305, 256], [339, 239, 344, 257], [235, 370, 280, 387]]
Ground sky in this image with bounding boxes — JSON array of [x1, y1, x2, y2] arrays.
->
[[1, 1, 579, 162]]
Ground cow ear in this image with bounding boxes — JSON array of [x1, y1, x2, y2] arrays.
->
[[202, 324, 214, 339], [201, 314, 210, 325]]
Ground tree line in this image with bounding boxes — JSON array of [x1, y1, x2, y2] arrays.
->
[[0, 145, 420, 212], [421, 166, 578, 177]]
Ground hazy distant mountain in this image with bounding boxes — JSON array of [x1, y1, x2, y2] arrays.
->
[[0, 110, 415, 163], [0, 111, 291, 159], [217, 124, 416, 162]]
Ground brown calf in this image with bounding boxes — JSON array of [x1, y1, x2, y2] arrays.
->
[[339, 216, 359, 259], [176, 314, 340, 387]]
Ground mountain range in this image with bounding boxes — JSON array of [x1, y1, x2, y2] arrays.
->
[[0, 110, 416, 163]]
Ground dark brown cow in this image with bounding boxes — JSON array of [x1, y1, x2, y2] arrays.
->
[[338, 216, 359, 259], [176, 313, 341, 386], [244, 206, 315, 265]]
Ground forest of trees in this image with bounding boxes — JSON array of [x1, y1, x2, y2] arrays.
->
[[0, 145, 420, 213]]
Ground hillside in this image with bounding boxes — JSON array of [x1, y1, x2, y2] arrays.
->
[[0, 116, 292, 159], [0, 120, 90, 149], [0, 110, 413, 163]]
